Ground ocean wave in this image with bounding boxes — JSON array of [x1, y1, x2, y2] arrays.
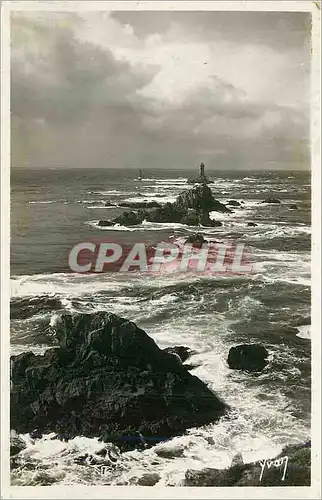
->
[[28, 200, 65, 204], [120, 195, 177, 204], [10, 328, 310, 486]]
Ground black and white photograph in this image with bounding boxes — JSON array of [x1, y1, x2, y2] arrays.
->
[[1, 1, 321, 497]]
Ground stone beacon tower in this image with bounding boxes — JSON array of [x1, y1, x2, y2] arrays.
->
[[187, 161, 210, 184]]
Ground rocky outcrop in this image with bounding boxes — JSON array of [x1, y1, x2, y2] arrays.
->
[[175, 184, 231, 214], [184, 441, 311, 486], [227, 344, 269, 372], [11, 312, 228, 450], [98, 185, 229, 228]]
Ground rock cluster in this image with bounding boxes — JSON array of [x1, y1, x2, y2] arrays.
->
[[98, 184, 230, 228]]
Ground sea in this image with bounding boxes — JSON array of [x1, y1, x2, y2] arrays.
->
[[10, 167, 311, 486]]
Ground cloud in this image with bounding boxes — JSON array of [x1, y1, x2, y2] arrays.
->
[[11, 11, 310, 169]]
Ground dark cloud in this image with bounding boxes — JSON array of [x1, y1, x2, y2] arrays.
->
[[11, 11, 310, 169]]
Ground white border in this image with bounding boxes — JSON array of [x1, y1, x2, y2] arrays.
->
[[1, 1, 321, 499]]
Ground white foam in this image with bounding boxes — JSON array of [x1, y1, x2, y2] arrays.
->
[[296, 324, 311, 340]]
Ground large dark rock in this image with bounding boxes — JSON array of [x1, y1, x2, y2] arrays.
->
[[247, 222, 258, 227], [227, 344, 269, 372], [288, 204, 298, 210], [175, 184, 231, 214], [184, 441, 311, 486], [11, 312, 227, 449]]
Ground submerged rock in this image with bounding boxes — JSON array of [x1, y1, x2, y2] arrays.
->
[[184, 234, 208, 248], [137, 472, 161, 486], [260, 197, 281, 204], [11, 312, 228, 450], [247, 222, 258, 227], [98, 220, 113, 227], [163, 346, 195, 363], [227, 344, 269, 372], [227, 200, 241, 207], [289, 204, 298, 210]]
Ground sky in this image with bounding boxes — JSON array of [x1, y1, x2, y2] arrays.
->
[[11, 10, 311, 170]]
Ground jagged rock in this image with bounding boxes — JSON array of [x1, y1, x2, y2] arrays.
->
[[260, 197, 281, 204], [184, 442, 311, 486], [11, 312, 228, 450], [184, 234, 208, 248], [227, 344, 269, 372], [137, 472, 161, 486], [10, 435, 26, 456], [247, 222, 258, 227], [163, 346, 195, 363], [175, 184, 230, 214]]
